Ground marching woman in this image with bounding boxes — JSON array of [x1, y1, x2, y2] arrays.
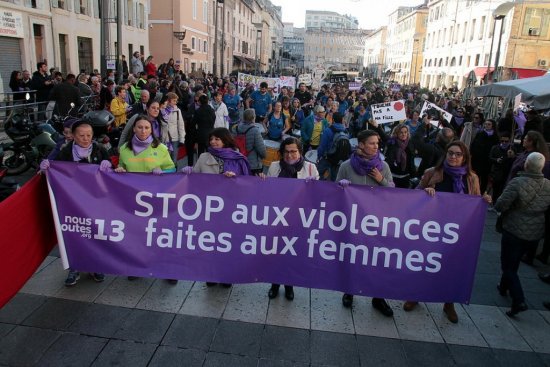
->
[[183, 127, 251, 287], [264, 137, 319, 300], [385, 123, 417, 188], [403, 141, 492, 323], [40, 120, 112, 286]]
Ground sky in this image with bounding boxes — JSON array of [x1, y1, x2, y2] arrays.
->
[[270, 0, 424, 29]]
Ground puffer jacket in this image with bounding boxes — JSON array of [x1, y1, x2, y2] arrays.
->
[[494, 172, 550, 241], [233, 122, 266, 171]]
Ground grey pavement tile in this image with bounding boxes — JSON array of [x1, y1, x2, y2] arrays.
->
[[0, 325, 62, 366], [162, 314, 218, 350], [113, 308, 175, 344], [94, 276, 154, 308], [0, 293, 46, 324], [67, 303, 132, 338], [426, 303, 488, 347], [522, 277, 550, 293], [36, 255, 58, 273], [148, 346, 206, 367], [53, 273, 116, 303], [448, 345, 499, 366], [463, 304, 531, 351], [352, 299, 399, 339], [310, 330, 360, 367], [36, 333, 107, 367], [179, 282, 231, 318], [210, 319, 264, 356], [260, 325, 310, 363], [356, 335, 407, 366], [402, 340, 455, 367], [503, 308, 550, 353], [223, 283, 270, 323], [22, 298, 89, 330], [258, 358, 309, 367], [525, 291, 550, 311], [393, 302, 444, 343], [0, 323, 15, 338], [266, 287, 311, 329], [493, 348, 547, 367], [135, 279, 193, 313], [203, 352, 258, 367], [538, 352, 550, 367], [310, 289, 354, 334], [20, 257, 66, 296], [91, 339, 157, 367], [469, 273, 508, 307]]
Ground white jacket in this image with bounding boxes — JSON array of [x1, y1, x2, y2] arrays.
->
[[211, 101, 229, 129], [164, 106, 185, 143], [267, 161, 320, 180]]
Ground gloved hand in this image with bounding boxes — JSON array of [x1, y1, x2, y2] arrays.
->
[[152, 167, 163, 175], [338, 179, 351, 188], [39, 159, 50, 172], [181, 166, 193, 174], [99, 160, 112, 172], [305, 176, 316, 182]]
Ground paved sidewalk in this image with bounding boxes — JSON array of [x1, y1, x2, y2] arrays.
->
[[1, 212, 550, 366]]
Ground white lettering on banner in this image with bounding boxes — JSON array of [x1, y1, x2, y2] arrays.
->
[[371, 100, 407, 124], [420, 101, 453, 123], [237, 72, 296, 98]]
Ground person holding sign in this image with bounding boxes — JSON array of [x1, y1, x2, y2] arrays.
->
[[403, 141, 491, 323], [385, 124, 417, 188], [263, 137, 319, 300], [336, 130, 395, 318]]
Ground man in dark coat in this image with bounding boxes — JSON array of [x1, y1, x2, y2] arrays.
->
[[49, 73, 81, 116], [193, 94, 216, 155]]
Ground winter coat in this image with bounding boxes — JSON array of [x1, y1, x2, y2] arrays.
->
[[234, 122, 266, 171], [494, 172, 550, 241], [418, 166, 481, 195], [193, 104, 216, 147], [164, 106, 185, 143]]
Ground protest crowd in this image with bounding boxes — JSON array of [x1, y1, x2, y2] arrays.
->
[[10, 54, 550, 324]]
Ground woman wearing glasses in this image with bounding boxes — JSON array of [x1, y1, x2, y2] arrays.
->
[[403, 141, 491, 323], [265, 137, 319, 300]]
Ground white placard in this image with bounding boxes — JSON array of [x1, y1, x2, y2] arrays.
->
[[420, 101, 453, 123], [106, 60, 116, 69], [237, 73, 296, 98], [298, 74, 312, 86], [0, 9, 24, 38], [513, 93, 522, 112], [371, 100, 407, 124]]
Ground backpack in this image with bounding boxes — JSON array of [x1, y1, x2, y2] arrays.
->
[[326, 126, 352, 165], [234, 125, 254, 156]]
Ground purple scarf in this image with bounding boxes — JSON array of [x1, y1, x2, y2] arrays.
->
[[443, 160, 467, 193], [350, 151, 383, 176], [454, 117, 464, 126], [208, 147, 251, 176], [72, 143, 93, 162], [395, 138, 409, 171], [161, 105, 173, 120], [279, 156, 305, 178], [484, 129, 494, 136], [132, 135, 153, 155], [151, 118, 161, 140]]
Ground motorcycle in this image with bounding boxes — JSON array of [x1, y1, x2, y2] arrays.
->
[[2, 93, 58, 175], [0, 146, 20, 201]]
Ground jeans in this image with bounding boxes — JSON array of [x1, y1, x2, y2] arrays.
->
[[499, 230, 539, 305], [171, 140, 180, 164]]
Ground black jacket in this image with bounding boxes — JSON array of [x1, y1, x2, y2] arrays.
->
[[30, 71, 53, 102], [50, 81, 82, 116], [385, 138, 416, 177], [193, 104, 216, 146], [56, 141, 110, 164]]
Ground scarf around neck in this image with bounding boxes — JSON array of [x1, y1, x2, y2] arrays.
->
[[72, 143, 93, 162], [350, 151, 383, 176], [279, 156, 305, 178], [443, 160, 467, 193], [208, 147, 251, 176], [395, 138, 409, 171], [132, 135, 153, 156]]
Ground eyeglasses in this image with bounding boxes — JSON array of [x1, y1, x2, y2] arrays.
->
[[284, 150, 299, 155], [447, 151, 463, 158]]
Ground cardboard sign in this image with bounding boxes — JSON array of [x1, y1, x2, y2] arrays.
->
[[371, 100, 407, 124], [329, 74, 347, 83], [513, 93, 522, 112], [106, 60, 116, 69], [298, 74, 312, 86], [420, 101, 453, 123], [348, 82, 362, 91]]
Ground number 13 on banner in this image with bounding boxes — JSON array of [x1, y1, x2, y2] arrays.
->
[[94, 219, 125, 242]]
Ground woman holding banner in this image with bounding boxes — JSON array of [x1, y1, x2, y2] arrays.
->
[[183, 127, 251, 287], [403, 141, 491, 323], [264, 137, 319, 300], [385, 123, 416, 189]]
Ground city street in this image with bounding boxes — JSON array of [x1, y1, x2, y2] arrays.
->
[[1, 211, 550, 366]]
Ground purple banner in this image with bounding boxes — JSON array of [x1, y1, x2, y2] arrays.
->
[[47, 162, 487, 303]]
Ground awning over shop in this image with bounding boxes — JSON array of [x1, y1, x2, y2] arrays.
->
[[465, 67, 495, 78], [245, 57, 256, 66], [233, 55, 249, 65], [509, 68, 547, 79]]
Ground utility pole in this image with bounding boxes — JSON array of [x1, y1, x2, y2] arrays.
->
[[213, 1, 218, 75], [221, 1, 225, 77], [116, 0, 122, 83]]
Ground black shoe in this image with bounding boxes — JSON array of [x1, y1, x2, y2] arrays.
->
[[372, 298, 394, 317], [342, 293, 354, 308], [167, 279, 178, 285], [284, 286, 294, 301], [268, 285, 280, 299], [543, 302, 550, 311], [206, 282, 217, 287], [221, 283, 232, 288], [539, 272, 550, 284], [127, 276, 139, 281], [497, 284, 507, 297], [506, 302, 528, 317]]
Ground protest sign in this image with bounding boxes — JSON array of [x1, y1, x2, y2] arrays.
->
[[348, 82, 362, 91], [514, 93, 522, 112], [298, 74, 312, 86], [371, 100, 407, 124], [46, 162, 486, 303], [329, 73, 347, 83], [420, 101, 453, 123], [237, 73, 295, 98]]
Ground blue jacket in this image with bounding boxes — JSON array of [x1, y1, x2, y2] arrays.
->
[[317, 123, 346, 157], [301, 115, 329, 145]]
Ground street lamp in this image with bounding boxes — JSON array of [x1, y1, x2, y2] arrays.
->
[[485, 2, 515, 84], [173, 31, 186, 41]]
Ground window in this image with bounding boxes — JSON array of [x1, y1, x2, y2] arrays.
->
[[198, 38, 201, 52], [475, 54, 480, 66], [192, 0, 197, 20], [479, 16, 486, 40], [462, 21, 468, 42], [204, 40, 207, 53], [93, 0, 99, 17], [203, 0, 207, 23], [522, 7, 550, 37], [191, 37, 196, 50], [52, 0, 67, 10], [470, 19, 476, 41]]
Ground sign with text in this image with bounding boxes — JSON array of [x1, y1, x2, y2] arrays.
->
[[371, 100, 407, 124], [329, 73, 348, 83], [46, 162, 486, 303], [298, 74, 312, 86], [0, 9, 23, 38], [237, 73, 296, 98], [420, 101, 453, 123]]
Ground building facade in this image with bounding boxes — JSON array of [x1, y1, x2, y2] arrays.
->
[[363, 26, 387, 81], [305, 10, 357, 30], [282, 23, 304, 74]]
